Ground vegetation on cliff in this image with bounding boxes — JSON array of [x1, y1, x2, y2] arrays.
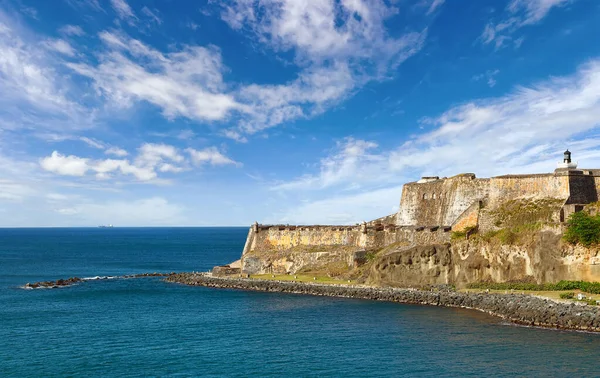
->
[[563, 211, 600, 246]]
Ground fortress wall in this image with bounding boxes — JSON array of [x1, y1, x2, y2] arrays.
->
[[488, 175, 570, 205], [396, 175, 489, 226], [244, 225, 451, 254], [246, 225, 363, 253]]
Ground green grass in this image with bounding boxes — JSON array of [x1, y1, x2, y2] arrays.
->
[[467, 280, 600, 294], [250, 274, 355, 285]]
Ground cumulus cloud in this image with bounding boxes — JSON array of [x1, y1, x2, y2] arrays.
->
[[40, 143, 239, 181], [481, 0, 572, 49], [40, 151, 89, 176]]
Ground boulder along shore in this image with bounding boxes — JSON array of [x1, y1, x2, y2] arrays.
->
[[166, 272, 600, 333]]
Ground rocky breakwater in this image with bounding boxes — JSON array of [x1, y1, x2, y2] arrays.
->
[[24, 272, 174, 289], [166, 273, 600, 332], [24, 277, 84, 289]]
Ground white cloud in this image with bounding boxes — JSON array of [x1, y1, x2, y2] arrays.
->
[[43, 39, 77, 57], [273, 137, 386, 191], [426, 0, 446, 15], [105, 146, 128, 157], [80, 136, 105, 149], [110, 0, 136, 22], [218, 0, 426, 135], [40, 151, 89, 176], [473, 69, 500, 88], [481, 0, 572, 48], [141, 7, 162, 24], [187, 147, 240, 166], [0, 14, 92, 132], [222, 129, 248, 143], [40, 143, 238, 181], [59, 24, 85, 36], [137, 143, 184, 166], [67, 31, 241, 122]]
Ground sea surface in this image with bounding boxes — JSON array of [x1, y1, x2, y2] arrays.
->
[[1, 228, 600, 377]]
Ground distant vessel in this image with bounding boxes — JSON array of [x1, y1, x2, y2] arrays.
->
[[98, 224, 114, 228]]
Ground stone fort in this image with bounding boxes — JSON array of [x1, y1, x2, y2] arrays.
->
[[242, 151, 600, 260]]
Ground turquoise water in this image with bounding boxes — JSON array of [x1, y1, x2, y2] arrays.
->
[[1, 228, 600, 377]]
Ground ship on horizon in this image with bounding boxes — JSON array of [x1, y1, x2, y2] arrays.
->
[[98, 224, 114, 228]]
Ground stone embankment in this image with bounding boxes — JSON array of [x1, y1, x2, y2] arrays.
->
[[166, 273, 600, 333]]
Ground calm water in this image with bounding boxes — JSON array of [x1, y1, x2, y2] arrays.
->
[[1, 228, 599, 377]]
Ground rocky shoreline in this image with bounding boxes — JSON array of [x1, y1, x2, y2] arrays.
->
[[166, 272, 600, 333]]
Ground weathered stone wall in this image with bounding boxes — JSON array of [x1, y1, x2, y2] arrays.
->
[[487, 174, 570, 206], [396, 174, 489, 227], [246, 225, 363, 252]]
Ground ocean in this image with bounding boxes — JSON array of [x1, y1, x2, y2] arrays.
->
[[1, 227, 599, 377]]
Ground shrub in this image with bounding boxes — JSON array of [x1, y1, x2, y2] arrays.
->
[[563, 211, 600, 246], [559, 292, 575, 299]]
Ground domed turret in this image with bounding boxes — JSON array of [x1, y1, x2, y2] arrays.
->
[[564, 149, 572, 163]]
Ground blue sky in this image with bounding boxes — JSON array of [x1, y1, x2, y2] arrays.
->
[[1, 0, 600, 226]]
